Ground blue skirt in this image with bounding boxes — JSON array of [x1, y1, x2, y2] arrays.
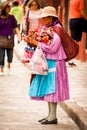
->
[[29, 59, 56, 97]]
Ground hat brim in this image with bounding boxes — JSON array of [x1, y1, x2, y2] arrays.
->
[[38, 13, 58, 18], [0, 2, 9, 12]]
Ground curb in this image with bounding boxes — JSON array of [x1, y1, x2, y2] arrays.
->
[[60, 102, 87, 130]]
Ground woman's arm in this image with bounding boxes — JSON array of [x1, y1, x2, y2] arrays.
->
[[39, 33, 61, 53], [15, 27, 21, 41], [80, 0, 87, 20], [81, 9, 87, 20]]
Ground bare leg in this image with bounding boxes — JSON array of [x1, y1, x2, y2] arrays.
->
[[0, 67, 4, 72], [0, 67, 4, 76], [7, 63, 11, 69]]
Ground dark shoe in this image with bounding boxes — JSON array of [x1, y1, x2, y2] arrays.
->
[[68, 62, 76, 67], [38, 118, 46, 122], [41, 118, 57, 125]]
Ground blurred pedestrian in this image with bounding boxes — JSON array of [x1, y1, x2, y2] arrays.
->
[[69, 0, 87, 65], [28, 6, 70, 124], [21, 0, 42, 64], [22, 0, 42, 35], [0, 1, 21, 76], [10, 0, 23, 29]]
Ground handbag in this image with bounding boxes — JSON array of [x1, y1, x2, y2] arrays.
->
[[27, 46, 48, 75], [0, 35, 14, 48], [54, 26, 79, 61], [25, 10, 29, 35]]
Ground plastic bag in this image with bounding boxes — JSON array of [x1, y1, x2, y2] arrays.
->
[[27, 46, 48, 75]]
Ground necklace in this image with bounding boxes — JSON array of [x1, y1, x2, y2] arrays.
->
[[0, 15, 10, 24]]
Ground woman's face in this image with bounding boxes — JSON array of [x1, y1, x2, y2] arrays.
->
[[30, 1, 38, 11], [42, 17, 53, 25], [5, 5, 11, 14]]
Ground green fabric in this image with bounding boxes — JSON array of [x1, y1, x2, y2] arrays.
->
[[10, 6, 22, 25]]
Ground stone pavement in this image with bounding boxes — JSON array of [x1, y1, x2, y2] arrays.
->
[[14, 41, 87, 130], [0, 50, 80, 130]]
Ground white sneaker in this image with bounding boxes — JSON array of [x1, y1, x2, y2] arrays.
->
[[6, 69, 11, 75], [0, 72, 4, 76]]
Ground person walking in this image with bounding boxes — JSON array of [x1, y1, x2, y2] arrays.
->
[[28, 6, 70, 124], [0, 1, 21, 76], [10, 0, 23, 29], [69, 0, 87, 65], [22, 0, 42, 34], [10, 0, 23, 43], [21, 0, 42, 65]]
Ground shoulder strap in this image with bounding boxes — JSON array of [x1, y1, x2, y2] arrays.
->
[[54, 26, 79, 61], [26, 10, 29, 22], [25, 10, 30, 35]]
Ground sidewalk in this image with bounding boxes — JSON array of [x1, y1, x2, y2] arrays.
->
[[14, 41, 87, 130]]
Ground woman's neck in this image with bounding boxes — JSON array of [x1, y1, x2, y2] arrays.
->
[[1, 14, 9, 18], [31, 9, 38, 12]]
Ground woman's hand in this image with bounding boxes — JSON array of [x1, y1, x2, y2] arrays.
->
[[17, 34, 21, 42], [22, 25, 27, 32], [15, 27, 21, 42], [29, 38, 38, 46]]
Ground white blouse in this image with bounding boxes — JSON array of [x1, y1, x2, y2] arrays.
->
[[28, 9, 42, 31]]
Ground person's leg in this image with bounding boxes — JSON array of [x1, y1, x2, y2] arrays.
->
[[69, 18, 82, 42], [69, 19, 82, 66], [38, 102, 50, 122], [47, 102, 51, 118], [41, 102, 57, 124], [46, 102, 57, 121], [6, 48, 13, 69], [82, 18, 87, 33], [0, 48, 5, 75], [74, 18, 87, 62]]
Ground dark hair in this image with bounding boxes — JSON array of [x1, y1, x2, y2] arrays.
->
[[1, 4, 10, 16], [12, 1, 19, 6], [46, 17, 63, 28], [28, 0, 40, 9], [52, 17, 62, 26]]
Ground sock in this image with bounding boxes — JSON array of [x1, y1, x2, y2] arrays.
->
[[47, 102, 57, 121]]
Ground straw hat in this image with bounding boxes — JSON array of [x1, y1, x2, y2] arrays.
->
[[38, 6, 58, 18], [0, 1, 9, 12]]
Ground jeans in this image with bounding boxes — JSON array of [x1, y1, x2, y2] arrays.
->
[[0, 48, 13, 67]]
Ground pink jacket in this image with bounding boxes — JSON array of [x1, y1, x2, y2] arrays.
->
[[39, 29, 67, 61]]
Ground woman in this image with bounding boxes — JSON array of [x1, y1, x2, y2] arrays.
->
[[21, 0, 42, 65], [10, 0, 23, 29], [28, 6, 70, 124], [69, 0, 87, 65], [0, 1, 21, 75], [22, 0, 42, 34], [69, 0, 87, 41]]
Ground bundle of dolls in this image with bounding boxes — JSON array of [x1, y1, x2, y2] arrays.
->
[[21, 46, 34, 63]]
